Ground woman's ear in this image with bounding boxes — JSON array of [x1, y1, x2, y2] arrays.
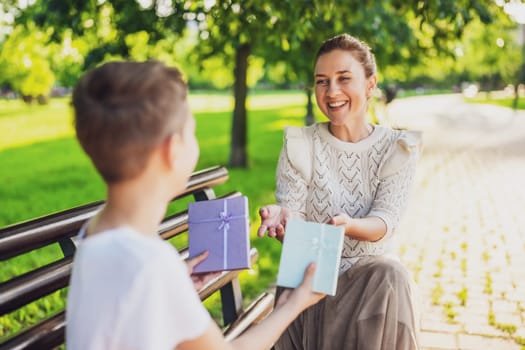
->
[[366, 75, 378, 99]]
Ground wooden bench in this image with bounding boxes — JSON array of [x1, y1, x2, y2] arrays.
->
[[0, 166, 274, 349]]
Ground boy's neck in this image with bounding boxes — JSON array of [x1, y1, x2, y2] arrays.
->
[[89, 177, 171, 238]]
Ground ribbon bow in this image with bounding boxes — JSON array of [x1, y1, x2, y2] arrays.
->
[[218, 210, 232, 231], [304, 224, 340, 272]]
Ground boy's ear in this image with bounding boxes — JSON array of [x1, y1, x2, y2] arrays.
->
[[162, 133, 182, 170]]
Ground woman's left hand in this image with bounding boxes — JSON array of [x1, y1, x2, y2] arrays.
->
[[328, 213, 353, 234]]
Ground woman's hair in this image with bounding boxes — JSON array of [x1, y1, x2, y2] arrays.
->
[[72, 60, 188, 184], [315, 34, 377, 78]]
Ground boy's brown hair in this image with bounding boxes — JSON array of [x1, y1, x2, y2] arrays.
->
[[72, 60, 188, 184]]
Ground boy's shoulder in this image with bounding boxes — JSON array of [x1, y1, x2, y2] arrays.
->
[[77, 227, 180, 271]]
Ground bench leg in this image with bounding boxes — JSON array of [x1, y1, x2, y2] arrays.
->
[[220, 278, 243, 326]]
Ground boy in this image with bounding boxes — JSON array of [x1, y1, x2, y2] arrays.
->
[[66, 60, 324, 350]]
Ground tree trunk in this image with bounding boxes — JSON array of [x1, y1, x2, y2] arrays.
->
[[305, 87, 315, 125], [513, 83, 519, 110], [229, 43, 250, 168]]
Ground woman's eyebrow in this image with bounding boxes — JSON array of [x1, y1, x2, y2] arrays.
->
[[315, 70, 352, 77]]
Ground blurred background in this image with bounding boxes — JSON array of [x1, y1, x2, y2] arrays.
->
[[1, 1, 525, 349]]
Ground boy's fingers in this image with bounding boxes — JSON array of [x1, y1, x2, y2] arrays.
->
[[187, 251, 208, 269], [302, 263, 316, 285]]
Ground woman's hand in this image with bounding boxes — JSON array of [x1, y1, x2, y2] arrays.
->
[[186, 251, 221, 291], [257, 205, 292, 242], [275, 263, 325, 310], [327, 213, 353, 235]]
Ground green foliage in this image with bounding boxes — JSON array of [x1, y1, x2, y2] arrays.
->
[[0, 24, 55, 100], [49, 30, 90, 87]]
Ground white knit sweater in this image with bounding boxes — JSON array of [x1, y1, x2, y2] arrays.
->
[[275, 122, 419, 272]]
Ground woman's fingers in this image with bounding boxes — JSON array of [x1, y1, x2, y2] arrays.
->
[[257, 224, 268, 238]]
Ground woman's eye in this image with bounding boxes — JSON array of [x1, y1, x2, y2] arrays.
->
[[340, 76, 351, 81], [316, 79, 328, 85]]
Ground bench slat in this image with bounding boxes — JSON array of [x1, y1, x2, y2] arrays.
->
[[0, 257, 72, 316], [0, 166, 228, 260], [198, 248, 258, 301], [0, 312, 65, 350], [223, 292, 275, 342]]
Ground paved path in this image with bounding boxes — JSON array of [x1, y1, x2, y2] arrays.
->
[[387, 94, 525, 350]]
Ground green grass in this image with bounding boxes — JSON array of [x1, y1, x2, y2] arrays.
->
[[465, 95, 525, 110], [0, 90, 323, 339]]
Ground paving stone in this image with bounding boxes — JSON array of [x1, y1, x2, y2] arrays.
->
[[492, 300, 520, 315], [419, 331, 457, 350], [457, 334, 521, 350], [421, 319, 463, 334]]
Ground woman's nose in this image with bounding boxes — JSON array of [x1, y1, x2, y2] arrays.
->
[[326, 81, 340, 97]]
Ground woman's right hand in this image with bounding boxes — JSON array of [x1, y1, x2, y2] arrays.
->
[[275, 263, 325, 310], [257, 205, 291, 242]]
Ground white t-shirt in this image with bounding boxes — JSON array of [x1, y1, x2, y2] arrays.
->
[[66, 226, 211, 350]]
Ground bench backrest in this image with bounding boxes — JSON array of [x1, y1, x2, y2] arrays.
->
[[0, 166, 270, 349]]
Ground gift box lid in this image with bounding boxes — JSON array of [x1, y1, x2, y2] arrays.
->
[[277, 219, 344, 295]]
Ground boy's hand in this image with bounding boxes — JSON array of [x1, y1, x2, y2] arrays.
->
[[186, 251, 221, 291], [275, 263, 325, 310], [257, 205, 292, 242]]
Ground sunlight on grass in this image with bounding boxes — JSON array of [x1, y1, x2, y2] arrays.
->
[[247, 91, 306, 110], [0, 98, 74, 151], [1, 91, 309, 152]]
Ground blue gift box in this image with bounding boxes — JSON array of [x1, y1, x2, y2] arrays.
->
[[188, 196, 251, 273], [277, 219, 344, 296]]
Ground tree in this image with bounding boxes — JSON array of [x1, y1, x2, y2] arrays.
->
[[19, 0, 500, 166], [188, 1, 317, 167], [0, 24, 55, 102]]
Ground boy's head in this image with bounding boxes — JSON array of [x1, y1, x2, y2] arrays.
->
[[72, 60, 191, 184]]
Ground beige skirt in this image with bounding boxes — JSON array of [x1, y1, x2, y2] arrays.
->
[[274, 255, 419, 350]]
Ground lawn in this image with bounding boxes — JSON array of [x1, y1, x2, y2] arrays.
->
[[465, 95, 525, 110], [0, 90, 324, 339]]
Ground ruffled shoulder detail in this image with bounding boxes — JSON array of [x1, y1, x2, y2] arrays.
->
[[283, 124, 316, 182], [378, 129, 422, 179]]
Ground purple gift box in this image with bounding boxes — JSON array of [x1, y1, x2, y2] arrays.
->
[[188, 196, 251, 273]]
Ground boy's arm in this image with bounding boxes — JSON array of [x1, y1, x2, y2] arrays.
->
[[177, 264, 323, 350]]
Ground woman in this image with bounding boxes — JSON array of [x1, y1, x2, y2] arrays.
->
[[258, 34, 420, 349]]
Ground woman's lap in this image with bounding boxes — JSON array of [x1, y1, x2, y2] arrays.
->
[[275, 255, 419, 350]]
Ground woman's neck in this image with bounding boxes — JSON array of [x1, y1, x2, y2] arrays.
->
[[328, 120, 373, 143]]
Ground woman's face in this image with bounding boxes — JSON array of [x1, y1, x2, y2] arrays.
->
[[314, 49, 376, 126]]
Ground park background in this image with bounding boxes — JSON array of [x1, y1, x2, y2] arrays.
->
[[1, 1, 525, 349]]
